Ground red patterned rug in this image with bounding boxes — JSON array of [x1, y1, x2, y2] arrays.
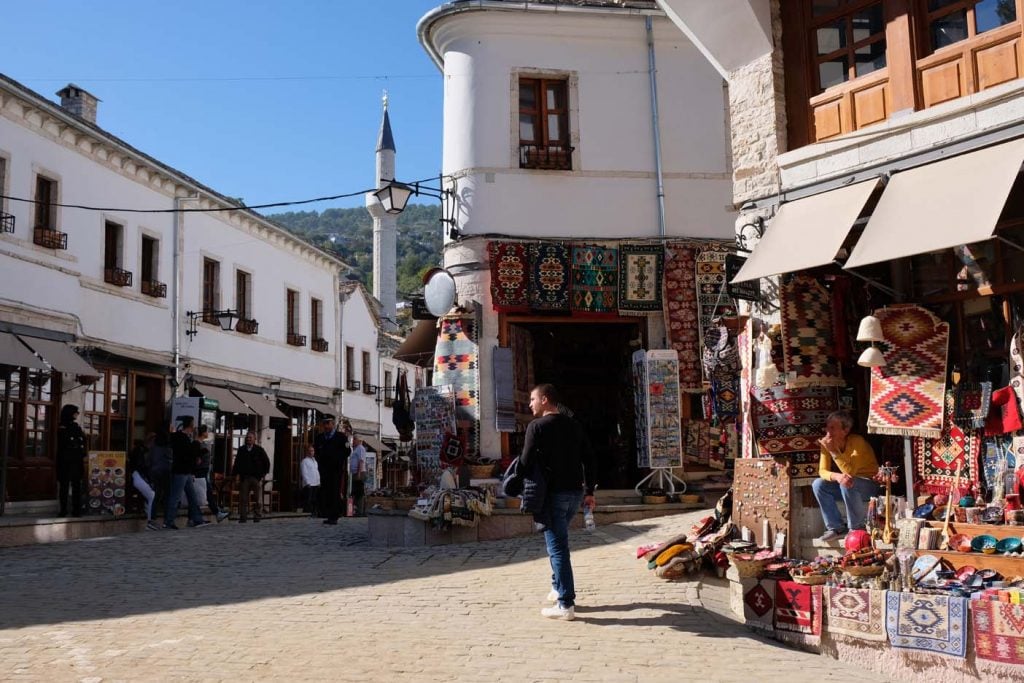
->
[[487, 241, 529, 312], [528, 242, 571, 311], [912, 390, 980, 495], [571, 244, 618, 316], [743, 580, 775, 631], [774, 581, 822, 635], [868, 304, 948, 438], [663, 242, 702, 393], [751, 382, 838, 454], [973, 600, 1024, 666], [780, 275, 844, 389]]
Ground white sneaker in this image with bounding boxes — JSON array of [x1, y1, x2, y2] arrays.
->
[[216, 511, 229, 523], [541, 604, 575, 621], [546, 589, 559, 603]]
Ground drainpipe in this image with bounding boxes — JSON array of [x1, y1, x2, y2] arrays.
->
[[647, 15, 667, 238], [173, 194, 198, 396]]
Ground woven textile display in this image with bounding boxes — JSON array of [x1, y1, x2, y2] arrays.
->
[[618, 243, 663, 315], [825, 587, 886, 642], [663, 242, 703, 393], [413, 386, 457, 469], [953, 381, 992, 429], [743, 580, 775, 631], [684, 420, 711, 465], [912, 390, 980, 495], [868, 304, 949, 438], [774, 581, 822, 635], [780, 275, 845, 389], [571, 244, 618, 316], [528, 242, 571, 311], [711, 377, 740, 419], [695, 250, 737, 376], [751, 382, 838, 455], [433, 314, 480, 461], [632, 350, 683, 468], [973, 600, 1024, 666], [885, 591, 968, 658], [487, 241, 529, 312]]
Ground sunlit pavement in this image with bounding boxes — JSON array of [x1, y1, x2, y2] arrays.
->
[[0, 510, 886, 682]]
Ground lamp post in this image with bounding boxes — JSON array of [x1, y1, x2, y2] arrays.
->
[[373, 178, 458, 240], [185, 309, 239, 339]]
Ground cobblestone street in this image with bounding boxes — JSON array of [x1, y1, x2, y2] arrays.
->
[[0, 510, 886, 682]]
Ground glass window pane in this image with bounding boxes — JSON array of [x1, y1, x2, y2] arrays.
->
[[547, 114, 562, 143], [976, 0, 1017, 34], [817, 18, 847, 54], [855, 40, 887, 76], [819, 55, 849, 89], [519, 82, 537, 110], [545, 84, 561, 110], [519, 114, 536, 142], [852, 4, 885, 42], [813, 0, 844, 16], [932, 10, 968, 49]]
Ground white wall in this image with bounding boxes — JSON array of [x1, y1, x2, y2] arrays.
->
[[340, 287, 383, 426]]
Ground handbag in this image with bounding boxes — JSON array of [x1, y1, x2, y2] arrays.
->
[[702, 324, 739, 381]]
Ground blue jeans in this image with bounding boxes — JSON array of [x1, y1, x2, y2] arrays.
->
[[543, 489, 585, 608], [164, 474, 204, 526], [812, 476, 878, 532]]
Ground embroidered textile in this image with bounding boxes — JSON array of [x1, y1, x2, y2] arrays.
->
[[885, 591, 968, 658], [571, 244, 618, 316], [780, 275, 845, 389], [912, 390, 980, 495], [973, 600, 1024, 666], [527, 242, 571, 311], [695, 250, 737, 379], [433, 315, 480, 461], [684, 420, 710, 466], [487, 241, 529, 312], [711, 377, 740, 419], [413, 386, 457, 469], [751, 383, 838, 455], [953, 381, 992, 430], [868, 305, 949, 438], [826, 588, 886, 642], [774, 581, 822, 635], [743, 580, 775, 631], [663, 243, 703, 393], [618, 243, 663, 314]]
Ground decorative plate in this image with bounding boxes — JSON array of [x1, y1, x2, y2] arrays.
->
[[912, 554, 943, 583]]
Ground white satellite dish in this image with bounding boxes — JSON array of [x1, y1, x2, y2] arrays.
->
[[423, 268, 456, 317]]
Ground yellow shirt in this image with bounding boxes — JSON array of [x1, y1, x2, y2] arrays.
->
[[819, 433, 879, 480]]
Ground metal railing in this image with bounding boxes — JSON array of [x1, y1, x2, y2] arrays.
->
[[141, 280, 167, 298], [0, 212, 14, 234], [519, 143, 574, 171], [235, 318, 259, 335], [346, 379, 361, 391], [287, 333, 307, 347], [104, 267, 133, 287], [33, 226, 68, 249], [311, 338, 329, 352]]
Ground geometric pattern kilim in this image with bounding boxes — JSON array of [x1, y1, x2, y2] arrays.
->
[[885, 591, 967, 658], [780, 274, 845, 389], [868, 305, 949, 438], [973, 600, 1024, 666], [826, 587, 886, 642], [912, 390, 980, 495], [571, 244, 618, 316], [751, 382, 838, 455]]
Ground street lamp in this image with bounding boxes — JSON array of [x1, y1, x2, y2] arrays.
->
[[373, 177, 459, 239], [185, 309, 239, 338]]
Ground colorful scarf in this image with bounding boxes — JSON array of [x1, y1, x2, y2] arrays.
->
[[774, 581, 822, 635], [618, 243, 663, 315], [779, 275, 845, 389], [663, 242, 703, 393], [826, 587, 886, 642], [885, 591, 968, 658], [487, 241, 529, 312], [912, 390, 980, 495], [570, 244, 618, 316], [528, 242, 571, 311], [973, 600, 1024, 666], [868, 304, 948, 438]]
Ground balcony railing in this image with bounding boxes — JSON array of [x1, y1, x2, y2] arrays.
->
[[141, 279, 167, 298], [235, 318, 259, 335], [104, 267, 133, 287], [1, 212, 14, 234], [519, 143, 574, 171], [33, 226, 68, 250], [287, 333, 307, 347], [346, 379, 361, 392], [311, 338, 329, 352]]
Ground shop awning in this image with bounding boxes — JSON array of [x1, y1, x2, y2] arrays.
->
[[232, 389, 288, 419], [278, 397, 330, 413], [844, 138, 1024, 269], [359, 435, 392, 453], [393, 318, 438, 365], [731, 179, 880, 283], [194, 383, 253, 415], [0, 332, 48, 370], [17, 336, 97, 376]]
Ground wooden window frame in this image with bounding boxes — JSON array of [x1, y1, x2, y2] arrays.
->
[[82, 367, 130, 452], [34, 175, 56, 230], [236, 270, 252, 321], [286, 289, 299, 336], [345, 345, 356, 390], [362, 351, 372, 394], [383, 369, 394, 408], [809, 0, 888, 93], [919, 0, 1020, 54], [518, 76, 573, 171], [202, 258, 220, 324]]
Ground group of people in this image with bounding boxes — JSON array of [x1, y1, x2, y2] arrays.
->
[[299, 414, 368, 523]]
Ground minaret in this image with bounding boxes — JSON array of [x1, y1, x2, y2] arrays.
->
[[365, 92, 398, 333]]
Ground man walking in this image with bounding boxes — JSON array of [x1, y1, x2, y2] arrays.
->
[[315, 415, 349, 525], [164, 416, 207, 529], [348, 436, 367, 516], [521, 384, 596, 621], [232, 431, 270, 523]]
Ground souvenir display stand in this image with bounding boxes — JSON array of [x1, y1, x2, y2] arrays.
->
[[631, 349, 686, 495]]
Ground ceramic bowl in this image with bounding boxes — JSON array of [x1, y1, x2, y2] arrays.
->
[[996, 537, 1023, 554], [933, 505, 948, 521], [972, 534, 998, 553], [954, 565, 977, 582], [913, 503, 935, 519], [979, 568, 1003, 582], [949, 533, 972, 553]]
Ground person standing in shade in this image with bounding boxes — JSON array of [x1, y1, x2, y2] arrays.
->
[[813, 410, 880, 542], [56, 404, 86, 517], [164, 416, 208, 529], [300, 444, 320, 517], [195, 424, 229, 522], [315, 415, 349, 525], [129, 433, 159, 530], [348, 436, 367, 516], [521, 384, 596, 621], [232, 431, 270, 523]]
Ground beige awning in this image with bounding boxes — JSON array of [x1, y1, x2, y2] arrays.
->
[[731, 179, 880, 283], [845, 138, 1024, 269], [358, 435, 392, 453], [194, 383, 252, 415], [0, 332, 48, 370], [17, 336, 97, 376], [278, 397, 331, 413], [393, 318, 437, 365], [232, 389, 288, 419]]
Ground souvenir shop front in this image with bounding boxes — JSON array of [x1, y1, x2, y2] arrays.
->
[[723, 139, 1024, 678]]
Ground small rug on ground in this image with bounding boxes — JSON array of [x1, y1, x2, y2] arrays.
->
[[826, 587, 886, 642], [973, 600, 1024, 666], [885, 591, 968, 658]]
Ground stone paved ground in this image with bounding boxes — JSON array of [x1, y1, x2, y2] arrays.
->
[[0, 510, 887, 682]]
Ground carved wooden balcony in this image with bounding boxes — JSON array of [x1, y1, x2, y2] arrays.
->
[[33, 226, 67, 249], [104, 267, 133, 287]]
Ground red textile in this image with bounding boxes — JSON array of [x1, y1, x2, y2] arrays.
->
[[986, 386, 1023, 436], [487, 241, 529, 312], [774, 580, 822, 635], [663, 243, 703, 393]]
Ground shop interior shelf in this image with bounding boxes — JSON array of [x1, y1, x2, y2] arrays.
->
[[922, 520, 1024, 541], [911, 548, 1024, 578]]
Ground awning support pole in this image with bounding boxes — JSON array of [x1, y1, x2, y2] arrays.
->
[[996, 235, 1024, 253], [834, 261, 902, 299]]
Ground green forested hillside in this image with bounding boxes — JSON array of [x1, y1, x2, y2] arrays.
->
[[268, 203, 442, 297]]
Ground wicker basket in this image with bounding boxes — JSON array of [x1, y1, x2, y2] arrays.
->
[[643, 495, 668, 505], [728, 555, 770, 579], [843, 564, 884, 577], [468, 464, 496, 479], [791, 573, 829, 585]]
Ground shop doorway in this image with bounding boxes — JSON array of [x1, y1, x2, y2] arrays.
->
[[131, 373, 165, 445], [510, 320, 643, 490]]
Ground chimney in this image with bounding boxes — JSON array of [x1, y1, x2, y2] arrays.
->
[[56, 84, 100, 124]]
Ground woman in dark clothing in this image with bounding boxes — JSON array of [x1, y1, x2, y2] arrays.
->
[[56, 404, 87, 517]]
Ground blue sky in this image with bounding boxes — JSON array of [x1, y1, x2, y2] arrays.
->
[[3, 1, 443, 212]]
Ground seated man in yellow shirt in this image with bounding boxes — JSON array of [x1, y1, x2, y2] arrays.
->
[[812, 411, 880, 542]]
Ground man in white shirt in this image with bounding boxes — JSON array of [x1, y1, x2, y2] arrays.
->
[[348, 437, 368, 516], [300, 445, 320, 517]]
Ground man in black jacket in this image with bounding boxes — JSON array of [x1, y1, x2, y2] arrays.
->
[[56, 404, 86, 517], [163, 416, 207, 529], [315, 415, 350, 525], [232, 431, 270, 523], [520, 384, 596, 621]]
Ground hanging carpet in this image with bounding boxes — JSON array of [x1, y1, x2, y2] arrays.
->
[[779, 275, 845, 389], [527, 242, 571, 312], [953, 381, 992, 430], [663, 242, 703, 393], [487, 241, 530, 312], [885, 591, 968, 658], [912, 390, 980, 495], [618, 243, 663, 315], [695, 249, 737, 381], [433, 314, 481, 461], [868, 304, 949, 438], [774, 581, 822, 636], [751, 382, 838, 455], [825, 587, 887, 642], [973, 600, 1024, 666], [571, 243, 618, 316]]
